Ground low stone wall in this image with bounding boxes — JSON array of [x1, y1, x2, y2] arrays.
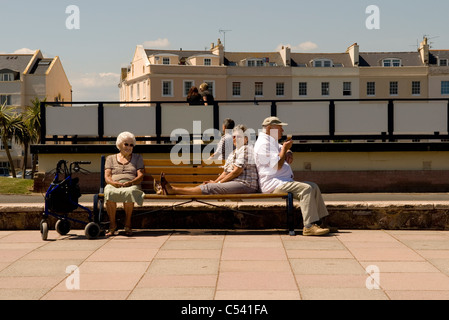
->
[[1, 200, 449, 231]]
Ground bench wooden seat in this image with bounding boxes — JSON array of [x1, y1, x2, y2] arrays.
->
[[93, 156, 296, 235]]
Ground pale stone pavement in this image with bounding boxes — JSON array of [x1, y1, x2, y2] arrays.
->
[[1, 229, 449, 301]]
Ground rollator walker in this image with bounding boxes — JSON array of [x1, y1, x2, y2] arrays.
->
[[40, 160, 101, 240]]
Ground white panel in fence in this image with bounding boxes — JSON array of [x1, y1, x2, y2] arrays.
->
[[335, 102, 388, 134], [219, 103, 271, 132], [277, 102, 329, 135], [394, 102, 448, 134], [103, 106, 156, 136], [161, 105, 214, 136], [46, 106, 98, 136]]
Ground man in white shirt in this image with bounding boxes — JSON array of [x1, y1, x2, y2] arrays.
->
[[254, 116, 330, 236]]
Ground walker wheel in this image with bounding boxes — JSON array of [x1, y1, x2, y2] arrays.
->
[[85, 222, 100, 239], [40, 219, 49, 241], [55, 219, 71, 235]]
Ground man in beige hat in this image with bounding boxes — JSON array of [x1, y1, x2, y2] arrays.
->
[[254, 116, 330, 236]]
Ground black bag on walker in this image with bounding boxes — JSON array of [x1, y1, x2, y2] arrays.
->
[[45, 178, 81, 214]]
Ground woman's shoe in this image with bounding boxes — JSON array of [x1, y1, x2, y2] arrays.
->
[[154, 179, 164, 195], [160, 173, 169, 195], [105, 227, 116, 237]]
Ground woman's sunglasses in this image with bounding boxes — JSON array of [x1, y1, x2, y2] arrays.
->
[[124, 143, 134, 147]]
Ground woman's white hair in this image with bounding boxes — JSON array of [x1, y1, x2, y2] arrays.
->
[[232, 124, 247, 134], [116, 131, 136, 150]]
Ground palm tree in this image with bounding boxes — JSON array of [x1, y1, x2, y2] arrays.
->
[[26, 97, 44, 176], [0, 102, 22, 177], [14, 112, 34, 178]]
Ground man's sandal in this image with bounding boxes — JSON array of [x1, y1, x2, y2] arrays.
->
[[124, 227, 133, 237]]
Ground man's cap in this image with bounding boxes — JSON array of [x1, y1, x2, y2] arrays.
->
[[262, 116, 288, 127]]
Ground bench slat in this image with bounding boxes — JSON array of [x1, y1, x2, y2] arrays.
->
[[144, 174, 220, 182], [145, 167, 223, 175], [144, 159, 223, 167]]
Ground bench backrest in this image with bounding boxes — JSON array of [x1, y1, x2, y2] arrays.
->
[[99, 156, 223, 194], [142, 159, 223, 193]]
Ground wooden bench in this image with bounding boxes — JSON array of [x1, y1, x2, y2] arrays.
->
[[93, 156, 296, 235]]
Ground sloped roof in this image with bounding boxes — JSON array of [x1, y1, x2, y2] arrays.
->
[[0, 54, 34, 73], [145, 49, 210, 60], [429, 50, 449, 65], [358, 52, 423, 67], [224, 52, 284, 66], [28, 58, 53, 75], [290, 52, 352, 67]]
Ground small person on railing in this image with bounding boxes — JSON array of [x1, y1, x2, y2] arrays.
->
[[199, 82, 215, 106], [186, 86, 202, 105], [104, 131, 145, 237], [156, 124, 259, 195]]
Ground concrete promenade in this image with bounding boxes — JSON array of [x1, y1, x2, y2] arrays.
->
[[1, 193, 449, 302], [2, 229, 449, 301]]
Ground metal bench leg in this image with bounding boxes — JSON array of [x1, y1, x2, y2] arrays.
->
[[287, 193, 295, 236]]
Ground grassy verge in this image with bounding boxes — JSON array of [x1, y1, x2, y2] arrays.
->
[[0, 177, 34, 194]]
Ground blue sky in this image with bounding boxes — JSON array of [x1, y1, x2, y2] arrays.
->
[[2, 0, 449, 101]]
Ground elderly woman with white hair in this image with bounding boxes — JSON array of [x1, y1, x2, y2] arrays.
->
[[104, 131, 144, 236]]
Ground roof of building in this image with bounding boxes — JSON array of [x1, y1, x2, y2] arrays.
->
[[28, 59, 53, 75], [145, 49, 210, 60], [142, 46, 432, 68], [358, 52, 423, 67], [290, 52, 352, 67], [429, 50, 449, 65], [0, 54, 34, 73], [224, 52, 285, 66]]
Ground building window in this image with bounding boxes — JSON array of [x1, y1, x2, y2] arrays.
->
[[321, 82, 330, 96], [412, 81, 421, 95], [204, 58, 211, 66], [0, 73, 13, 81], [0, 95, 11, 106], [183, 81, 194, 97], [383, 58, 401, 67], [130, 85, 133, 101], [298, 82, 307, 96], [142, 81, 147, 99], [204, 81, 215, 96], [162, 80, 173, 96], [0, 140, 11, 150], [390, 81, 398, 96], [343, 82, 352, 96], [136, 83, 140, 100], [255, 82, 263, 97], [276, 82, 285, 97], [440, 59, 448, 66], [162, 57, 170, 65], [367, 82, 376, 96], [247, 59, 264, 67], [232, 82, 241, 97], [314, 59, 333, 67], [441, 81, 449, 95]]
